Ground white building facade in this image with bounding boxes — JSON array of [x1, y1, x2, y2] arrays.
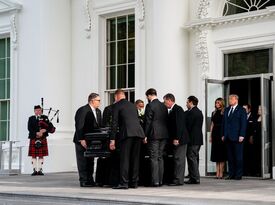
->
[[0, 0, 275, 179]]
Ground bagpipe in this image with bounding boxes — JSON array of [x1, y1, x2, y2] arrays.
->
[[35, 98, 59, 148], [39, 97, 59, 134]]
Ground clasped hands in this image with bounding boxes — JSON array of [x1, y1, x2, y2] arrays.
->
[[36, 129, 47, 138]]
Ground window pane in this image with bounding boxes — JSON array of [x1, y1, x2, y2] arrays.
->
[[117, 17, 127, 40], [117, 65, 126, 88], [7, 101, 9, 119], [107, 42, 116, 66], [7, 79, 10, 98], [0, 79, 5, 99], [130, 91, 135, 103], [0, 59, 5, 79], [0, 121, 7, 141], [107, 67, 116, 89], [225, 49, 271, 77], [7, 121, 9, 140], [7, 38, 10, 58], [0, 39, 5, 59], [7, 59, 10, 78], [128, 15, 135, 38], [128, 39, 135, 63], [223, 0, 275, 16], [109, 93, 115, 104], [117, 41, 127, 64], [128, 64, 135, 87], [0, 101, 7, 120], [107, 18, 116, 42]]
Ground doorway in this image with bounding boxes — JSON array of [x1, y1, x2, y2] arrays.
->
[[205, 74, 273, 179]]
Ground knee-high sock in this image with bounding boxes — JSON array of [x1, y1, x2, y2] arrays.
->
[[38, 158, 44, 171], [31, 158, 37, 171]]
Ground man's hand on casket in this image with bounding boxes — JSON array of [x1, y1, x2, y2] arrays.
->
[[109, 140, 116, 150], [80, 140, 87, 149]]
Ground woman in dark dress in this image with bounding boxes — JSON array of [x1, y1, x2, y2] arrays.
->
[[210, 98, 227, 179]]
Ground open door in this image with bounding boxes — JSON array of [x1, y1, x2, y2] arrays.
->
[[261, 74, 272, 179], [205, 79, 224, 175]]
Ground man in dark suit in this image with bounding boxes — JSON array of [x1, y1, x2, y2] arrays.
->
[[185, 96, 203, 184], [109, 89, 145, 189], [223, 94, 247, 180], [73, 93, 102, 187], [163, 93, 189, 186], [144, 88, 169, 187]]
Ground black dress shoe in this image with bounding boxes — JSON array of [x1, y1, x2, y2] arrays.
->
[[234, 176, 242, 180], [80, 182, 95, 187], [129, 184, 138, 189], [112, 184, 128, 189], [31, 170, 37, 176], [185, 180, 200, 184], [37, 170, 44, 176], [151, 183, 159, 187], [168, 183, 183, 186], [225, 176, 235, 180]]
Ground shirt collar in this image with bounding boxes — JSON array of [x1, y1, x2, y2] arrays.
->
[[89, 104, 96, 112]]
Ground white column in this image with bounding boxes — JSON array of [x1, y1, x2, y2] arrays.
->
[[17, 0, 75, 173], [144, 0, 189, 105]]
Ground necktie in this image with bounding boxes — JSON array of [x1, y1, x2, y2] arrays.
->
[[228, 107, 234, 117]]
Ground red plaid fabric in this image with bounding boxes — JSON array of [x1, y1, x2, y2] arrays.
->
[[28, 138, 48, 158]]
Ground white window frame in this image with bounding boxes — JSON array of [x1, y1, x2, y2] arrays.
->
[[0, 37, 11, 141], [105, 14, 135, 103], [92, 1, 146, 107]]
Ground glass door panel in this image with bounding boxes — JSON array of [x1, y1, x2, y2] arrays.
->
[[261, 74, 272, 179], [205, 79, 224, 175]]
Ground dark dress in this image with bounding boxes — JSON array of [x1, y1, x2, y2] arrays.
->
[[210, 110, 227, 162]]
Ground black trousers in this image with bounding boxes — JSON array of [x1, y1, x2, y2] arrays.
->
[[187, 145, 201, 182], [148, 139, 167, 185], [173, 144, 187, 184], [119, 137, 142, 186], [75, 143, 94, 183]]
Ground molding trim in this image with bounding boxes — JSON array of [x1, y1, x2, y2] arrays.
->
[[0, 0, 21, 14], [196, 30, 209, 79], [185, 6, 275, 31], [10, 14, 17, 50], [84, 0, 92, 38], [136, 0, 145, 29], [197, 0, 211, 19], [195, 0, 211, 79]]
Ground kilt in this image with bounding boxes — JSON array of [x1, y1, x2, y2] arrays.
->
[[28, 138, 49, 158]]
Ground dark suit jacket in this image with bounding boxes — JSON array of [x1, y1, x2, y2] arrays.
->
[[111, 99, 145, 141], [28, 115, 50, 139], [167, 104, 189, 145], [73, 104, 102, 144], [223, 105, 247, 142], [245, 113, 256, 140], [144, 99, 169, 140], [185, 106, 203, 145]]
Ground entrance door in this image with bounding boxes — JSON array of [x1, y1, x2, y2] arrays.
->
[[205, 74, 272, 178]]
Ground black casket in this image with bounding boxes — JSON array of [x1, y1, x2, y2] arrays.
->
[[84, 128, 111, 158]]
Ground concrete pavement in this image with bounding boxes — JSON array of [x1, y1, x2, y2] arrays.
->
[[0, 172, 274, 204]]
